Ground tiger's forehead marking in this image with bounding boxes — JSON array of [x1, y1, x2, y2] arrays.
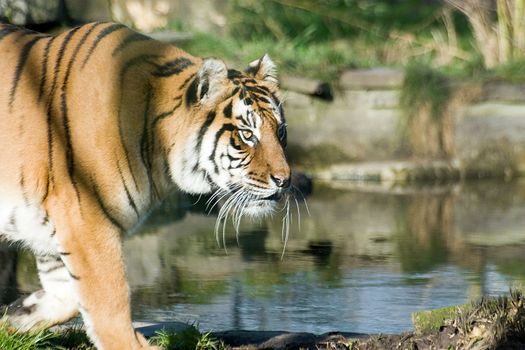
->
[[227, 68, 283, 126], [233, 99, 262, 130]]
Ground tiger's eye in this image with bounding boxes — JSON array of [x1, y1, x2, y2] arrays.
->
[[241, 130, 253, 140]]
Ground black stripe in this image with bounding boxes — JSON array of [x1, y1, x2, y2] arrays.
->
[[245, 84, 270, 95], [117, 55, 159, 195], [223, 100, 233, 118], [150, 100, 181, 129], [60, 90, 77, 191], [38, 36, 56, 101], [19, 167, 30, 206], [229, 137, 242, 151], [112, 32, 151, 56], [68, 270, 80, 280], [0, 25, 17, 42], [239, 153, 253, 166], [46, 26, 80, 110], [246, 181, 268, 188], [7, 208, 17, 232], [41, 214, 49, 226], [36, 255, 62, 264], [185, 76, 199, 107], [140, 88, 157, 201], [210, 124, 236, 173], [81, 23, 126, 68], [230, 86, 240, 97], [119, 54, 159, 87], [117, 161, 139, 217], [152, 57, 194, 77], [199, 78, 209, 100], [8, 36, 43, 111], [93, 184, 125, 232], [59, 23, 100, 201], [192, 111, 216, 171], [227, 69, 242, 79], [180, 73, 196, 89]]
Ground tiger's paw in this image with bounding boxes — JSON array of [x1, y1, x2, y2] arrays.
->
[[0, 290, 77, 331]]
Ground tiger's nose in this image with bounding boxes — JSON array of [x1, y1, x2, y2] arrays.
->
[[271, 174, 291, 189]]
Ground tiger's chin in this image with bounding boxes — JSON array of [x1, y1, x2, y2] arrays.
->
[[243, 198, 278, 218]]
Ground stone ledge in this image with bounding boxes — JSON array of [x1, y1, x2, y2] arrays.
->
[[313, 160, 461, 183], [482, 82, 525, 103], [340, 68, 404, 90]]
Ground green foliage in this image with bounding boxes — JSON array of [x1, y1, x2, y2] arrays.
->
[[489, 58, 525, 83], [179, 32, 358, 81], [151, 326, 225, 350], [412, 305, 464, 333], [0, 324, 227, 350], [0, 324, 93, 350], [400, 62, 451, 124], [177, 1, 525, 81], [229, 0, 444, 43]]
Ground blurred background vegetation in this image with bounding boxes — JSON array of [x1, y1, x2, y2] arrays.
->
[[171, 0, 525, 82], [2, 0, 525, 82]]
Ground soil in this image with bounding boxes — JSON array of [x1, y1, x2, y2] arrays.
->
[[209, 326, 525, 350]]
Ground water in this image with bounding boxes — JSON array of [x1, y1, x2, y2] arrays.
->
[[1, 180, 525, 334]]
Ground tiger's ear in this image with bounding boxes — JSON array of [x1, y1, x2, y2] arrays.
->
[[195, 58, 228, 107], [245, 54, 278, 88]]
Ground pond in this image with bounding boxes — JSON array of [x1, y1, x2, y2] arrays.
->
[[1, 179, 525, 335]]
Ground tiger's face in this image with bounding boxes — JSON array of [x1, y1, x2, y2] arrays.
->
[[170, 54, 290, 218], [214, 66, 290, 217]]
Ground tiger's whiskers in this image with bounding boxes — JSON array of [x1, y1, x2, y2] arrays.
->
[[210, 184, 308, 259]]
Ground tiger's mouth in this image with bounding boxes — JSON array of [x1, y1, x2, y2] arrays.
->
[[260, 192, 283, 201]]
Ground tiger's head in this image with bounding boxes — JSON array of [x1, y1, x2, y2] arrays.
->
[[168, 54, 290, 218]]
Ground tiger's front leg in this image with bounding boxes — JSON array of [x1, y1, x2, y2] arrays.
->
[[48, 195, 162, 350]]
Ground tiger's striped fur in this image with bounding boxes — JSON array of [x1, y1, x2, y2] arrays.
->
[[0, 22, 290, 350]]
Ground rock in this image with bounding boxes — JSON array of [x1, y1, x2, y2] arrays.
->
[[210, 330, 366, 349], [314, 160, 460, 183], [65, 0, 111, 23], [482, 82, 525, 103], [281, 76, 333, 101], [0, 0, 61, 25], [455, 102, 525, 178], [340, 68, 404, 90], [146, 31, 194, 43], [344, 90, 400, 109], [110, 0, 170, 32]]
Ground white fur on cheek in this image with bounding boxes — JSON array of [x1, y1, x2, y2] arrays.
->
[[168, 136, 212, 194]]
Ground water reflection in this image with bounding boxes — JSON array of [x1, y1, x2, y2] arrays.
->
[[1, 180, 525, 334]]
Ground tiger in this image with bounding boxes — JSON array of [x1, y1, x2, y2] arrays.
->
[[0, 22, 290, 350]]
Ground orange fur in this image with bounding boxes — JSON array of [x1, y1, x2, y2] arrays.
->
[[0, 22, 290, 349]]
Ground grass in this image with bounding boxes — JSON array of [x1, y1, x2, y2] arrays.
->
[[0, 323, 224, 350], [177, 30, 525, 86], [178, 32, 358, 82], [0, 324, 93, 350], [400, 63, 451, 124], [412, 304, 464, 334], [151, 325, 225, 350]]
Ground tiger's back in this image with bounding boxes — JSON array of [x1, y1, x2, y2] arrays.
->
[[0, 23, 197, 251]]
